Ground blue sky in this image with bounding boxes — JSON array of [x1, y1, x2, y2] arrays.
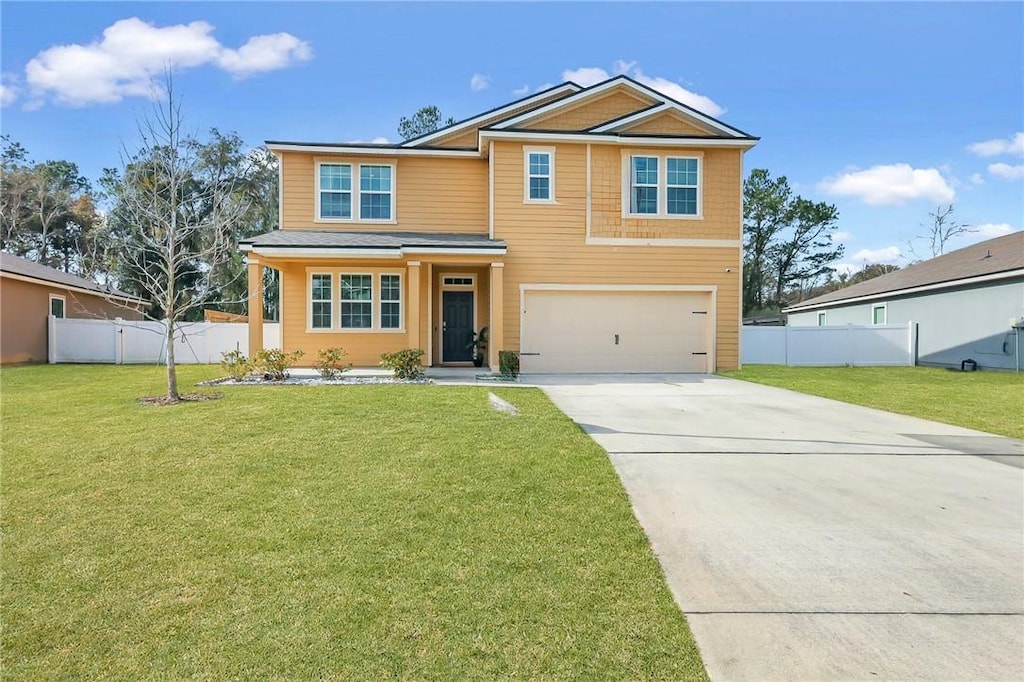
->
[[2, 1, 1021, 273]]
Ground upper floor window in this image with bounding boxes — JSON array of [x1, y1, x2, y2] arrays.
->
[[626, 154, 701, 218], [317, 162, 394, 222], [319, 164, 352, 219], [524, 147, 555, 202]]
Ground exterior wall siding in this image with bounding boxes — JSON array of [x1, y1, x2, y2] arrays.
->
[[279, 152, 488, 233], [0, 276, 143, 364], [624, 112, 716, 136], [788, 279, 1024, 370], [520, 89, 653, 131], [491, 140, 741, 370]]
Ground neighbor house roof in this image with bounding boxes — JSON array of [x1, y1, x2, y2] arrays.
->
[[783, 231, 1024, 313], [0, 252, 146, 303], [239, 230, 506, 258]]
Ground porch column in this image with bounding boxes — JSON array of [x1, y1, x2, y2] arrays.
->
[[407, 261, 421, 350], [489, 262, 504, 370], [247, 257, 263, 354]]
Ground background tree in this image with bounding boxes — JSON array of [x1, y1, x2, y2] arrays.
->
[[397, 105, 456, 140], [742, 168, 844, 314], [101, 79, 252, 401], [906, 204, 974, 261]]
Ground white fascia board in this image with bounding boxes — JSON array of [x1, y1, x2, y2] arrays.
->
[[266, 143, 481, 158], [782, 268, 1024, 313], [479, 130, 757, 148], [250, 247, 404, 259], [400, 84, 580, 148], [403, 246, 507, 256], [492, 78, 654, 130]]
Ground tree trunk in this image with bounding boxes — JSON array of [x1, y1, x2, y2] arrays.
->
[[165, 317, 179, 401]]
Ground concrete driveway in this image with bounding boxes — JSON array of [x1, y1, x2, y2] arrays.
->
[[536, 374, 1024, 681]]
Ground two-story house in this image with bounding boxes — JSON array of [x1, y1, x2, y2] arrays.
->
[[240, 75, 758, 373]]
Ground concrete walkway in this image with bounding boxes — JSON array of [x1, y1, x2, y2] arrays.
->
[[537, 374, 1024, 681]]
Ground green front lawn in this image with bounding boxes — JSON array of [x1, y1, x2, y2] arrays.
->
[[1, 365, 706, 680], [722, 365, 1024, 440]]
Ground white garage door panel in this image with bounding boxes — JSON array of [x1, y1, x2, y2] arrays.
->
[[521, 290, 711, 373]]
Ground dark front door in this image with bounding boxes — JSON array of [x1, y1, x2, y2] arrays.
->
[[442, 291, 474, 362]]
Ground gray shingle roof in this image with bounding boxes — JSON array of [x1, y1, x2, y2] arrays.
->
[[240, 230, 506, 250], [0, 252, 144, 301], [785, 231, 1024, 311]]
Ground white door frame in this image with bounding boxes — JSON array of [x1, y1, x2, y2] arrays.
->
[[440, 273, 477, 364]]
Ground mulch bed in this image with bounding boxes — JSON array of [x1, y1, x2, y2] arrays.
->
[[137, 392, 223, 406]]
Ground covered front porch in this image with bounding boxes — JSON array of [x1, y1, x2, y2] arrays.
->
[[240, 230, 506, 369]]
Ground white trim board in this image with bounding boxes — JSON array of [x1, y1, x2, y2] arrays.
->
[[479, 130, 757, 148], [0, 271, 148, 305]]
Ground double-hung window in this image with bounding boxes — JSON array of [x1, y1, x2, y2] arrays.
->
[[319, 164, 352, 219], [627, 154, 701, 217], [311, 274, 333, 329], [360, 166, 392, 220], [630, 156, 659, 214], [524, 148, 554, 202], [340, 274, 373, 329], [380, 274, 402, 329]]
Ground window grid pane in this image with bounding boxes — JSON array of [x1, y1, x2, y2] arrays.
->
[[631, 157, 658, 214], [311, 274, 332, 329], [667, 187, 698, 215], [341, 274, 373, 329], [380, 274, 401, 329], [360, 193, 391, 220]]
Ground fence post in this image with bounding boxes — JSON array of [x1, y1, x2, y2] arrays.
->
[[47, 315, 57, 364], [907, 321, 916, 366], [784, 324, 791, 366], [114, 319, 123, 365]]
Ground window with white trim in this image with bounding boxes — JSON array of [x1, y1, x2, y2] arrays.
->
[[630, 156, 659, 214], [311, 274, 333, 329], [872, 304, 886, 325], [524, 148, 554, 201], [627, 154, 701, 218], [319, 164, 352, 219], [49, 294, 66, 318], [340, 274, 373, 329], [359, 165, 392, 220], [380, 274, 402, 329], [817, 311, 826, 327]]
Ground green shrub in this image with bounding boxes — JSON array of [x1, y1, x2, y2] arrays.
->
[[380, 348, 425, 380], [499, 350, 520, 378], [252, 348, 305, 381], [220, 349, 251, 381], [315, 347, 352, 379]]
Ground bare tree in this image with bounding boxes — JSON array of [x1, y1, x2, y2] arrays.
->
[[102, 76, 251, 401], [907, 204, 975, 261]]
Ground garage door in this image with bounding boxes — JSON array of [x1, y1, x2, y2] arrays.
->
[[520, 289, 712, 373]]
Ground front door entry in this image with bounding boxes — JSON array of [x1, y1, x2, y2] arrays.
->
[[442, 291, 474, 362]]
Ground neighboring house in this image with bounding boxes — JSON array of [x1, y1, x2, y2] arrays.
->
[[784, 232, 1024, 370], [241, 75, 758, 373], [0, 253, 146, 364]]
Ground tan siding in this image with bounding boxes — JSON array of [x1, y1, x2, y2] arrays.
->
[[590, 145, 741, 241], [491, 140, 741, 371], [521, 89, 654, 132], [427, 89, 576, 148], [622, 111, 716, 136], [279, 152, 487, 233]]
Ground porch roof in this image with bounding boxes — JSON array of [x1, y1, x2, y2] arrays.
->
[[240, 230, 506, 258]]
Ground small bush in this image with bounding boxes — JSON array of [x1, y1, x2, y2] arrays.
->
[[380, 348, 425, 380], [253, 348, 305, 381], [220, 349, 251, 381], [315, 347, 352, 379], [499, 350, 520, 378]]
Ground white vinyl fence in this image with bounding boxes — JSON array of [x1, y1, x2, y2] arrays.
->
[[48, 317, 281, 364], [742, 323, 917, 366]]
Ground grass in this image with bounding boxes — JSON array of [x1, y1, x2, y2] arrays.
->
[[1, 365, 707, 680], [722, 365, 1024, 440]]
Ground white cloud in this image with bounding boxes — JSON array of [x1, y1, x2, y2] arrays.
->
[[818, 164, 955, 206], [561, 62, 725, 116], [831, 263, 860, 277], [534, 82, 554, 93], [967, 132, 1024, 157], [988, 162, 1024, 180], [512, 84, 529, 96], [345, 136, 390, 144], [851, 246, 904, 264], [23, 17, 311, 106], [469, 73, 491, 92], [969, 172, 984, 185], [831, 231, 852, 243], [971, 223, 1015, 239], [0, 82, 17, 107]]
